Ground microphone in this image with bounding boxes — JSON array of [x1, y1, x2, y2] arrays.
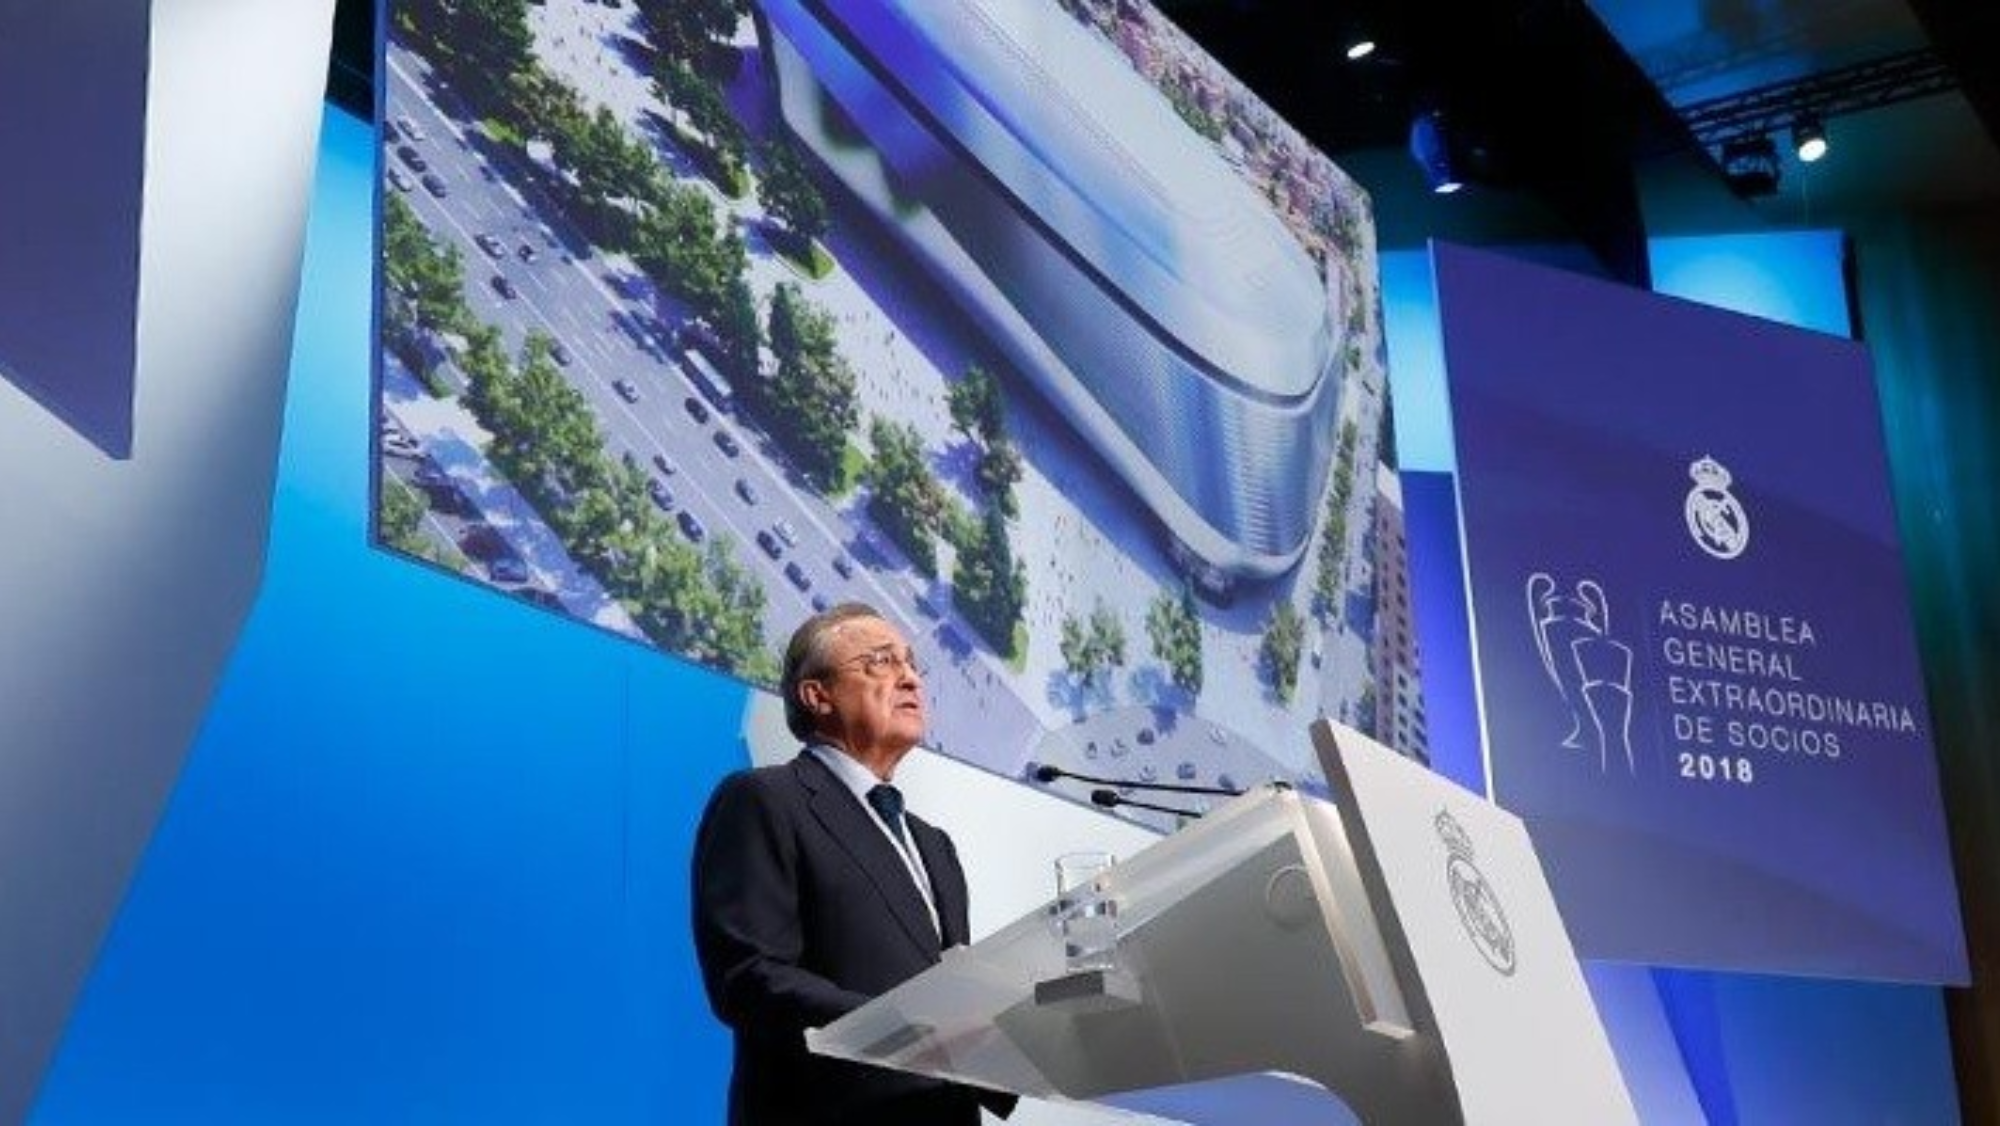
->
[[1034, 761, 1241, 798], [1091, 788, 1204, 820]]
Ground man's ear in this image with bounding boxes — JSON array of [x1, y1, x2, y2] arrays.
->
[[798, 678, 831, 716]]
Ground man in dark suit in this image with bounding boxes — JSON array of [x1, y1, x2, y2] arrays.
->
[[693, 602, 1014, 1125]]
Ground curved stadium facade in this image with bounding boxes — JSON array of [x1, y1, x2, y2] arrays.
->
[[757, 0, 1342, 584]]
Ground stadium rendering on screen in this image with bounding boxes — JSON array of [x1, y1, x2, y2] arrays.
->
[[374, 0, 1415, 818]]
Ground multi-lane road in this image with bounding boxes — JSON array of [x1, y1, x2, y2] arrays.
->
[[380, 43, 1049, 768]]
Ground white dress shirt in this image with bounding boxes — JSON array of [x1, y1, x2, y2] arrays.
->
[[806, 744, 941, 936]]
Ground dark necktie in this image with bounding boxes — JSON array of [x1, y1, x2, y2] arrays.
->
[[867, 782, 940, 938], [866, 783, 907, 843]]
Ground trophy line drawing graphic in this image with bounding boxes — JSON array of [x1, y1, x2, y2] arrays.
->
[[1526, 573, 1636, 774]]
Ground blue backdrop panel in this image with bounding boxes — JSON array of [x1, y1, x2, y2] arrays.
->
[[1383, 239, 1962, 1123], [1437, 241, 1962, 983], [33, 108, 741, 1125], [30, 112, 1967, 1126]]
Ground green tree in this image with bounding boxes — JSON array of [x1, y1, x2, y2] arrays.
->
[[549, 104, 664, 242], [867, 417, 947, 575], [656, 59, 748, 192], [763, 283, 858, 488], [1262, 600, 1306, 704], [1145, 583, 1203, 697], [953, 504, 1027, 656], [1059, 613, 1096, 684], [701, 540, 777, 682], [631, 190, 757, 362], [510, 64, 587, 145], [632, 182, 725, 294], [947, 364, 1021, 516], [1089, 602, 1127, 670], [947, 364, 1005, 445], [464, 329, 605, 520], [636, 0, 743, 65], [1312, 419, 1361, 619], [382, 193, 466, 337], [758, 136, 829, 254], [380, 476, 427, 549], [1060, 600, 1126, 686], [419, 0, 534, 111], [461, 326, 517, 430], [710, 235, 763, 378], [977, 436, 1024, 518]]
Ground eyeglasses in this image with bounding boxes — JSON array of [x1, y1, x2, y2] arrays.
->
[[832, 645, 927, 680]]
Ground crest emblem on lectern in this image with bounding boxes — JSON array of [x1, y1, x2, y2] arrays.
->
[[1437, 810, 1516, 976]]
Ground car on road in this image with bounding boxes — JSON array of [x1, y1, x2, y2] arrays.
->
[[647, 477, 674, 511], [395, 144, 427, 172], [387, 166, 414, 192], [774, 519, 800, 548], [677, 510, 706, 543], [491, 274, 518, 300], [713, 430, 741, 458], [488, 556, 531, 585], [677, 317, 722, 354], [1137, 726, 1156, 745], [756, 529, 783, 559], [831, 553, 854, 579], [1176, 761, 1198, 782], [412, 461, 452, 490], [811, 593, 830, 613], [682, 395, 711, 424], [381, 428, 422, 459], [458, 522, 510, 561], [517, 242, 538, 263], [549, 340, 572, 366], [652, 452, 678, 476], [734, 477, 759, 505], [1138, 763, 1158, 783], [476, 232, 506, 258], [421, 172, 448, 197], [1217, 773, 1239, 793], [784, 561, 812, 591], [613, 379, 639, 403], [394, 114, 425, 142]]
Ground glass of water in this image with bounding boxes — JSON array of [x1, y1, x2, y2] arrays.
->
[[1055, 851, 1118, 973]]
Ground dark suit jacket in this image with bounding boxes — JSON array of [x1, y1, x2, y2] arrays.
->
[[692, 750, 1011, 1126]]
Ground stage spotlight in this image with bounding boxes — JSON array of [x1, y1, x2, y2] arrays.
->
[[1409, 109, 1464, 195], [1793, 114, 1828, 163], [1720, 133, 1781, 197], [1339, 15, 1377, 61]]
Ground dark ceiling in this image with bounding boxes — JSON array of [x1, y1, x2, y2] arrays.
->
[[325, 0, 2000, 285]]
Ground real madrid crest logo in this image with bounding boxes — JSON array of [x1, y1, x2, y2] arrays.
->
[[1436, 810, 1517, 976], [1684, 455, 1750, 560]]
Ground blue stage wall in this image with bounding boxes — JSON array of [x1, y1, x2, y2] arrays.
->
[[30, 108, 1961, 1124], [33, 106, 739, 1126], [1384, 236, 1960, 1124]]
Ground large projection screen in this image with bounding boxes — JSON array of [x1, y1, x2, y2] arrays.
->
[[373, 0, 1416, 809]]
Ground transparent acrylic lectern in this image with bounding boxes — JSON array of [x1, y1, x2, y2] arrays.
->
[[806, 721, 1636, 1124]]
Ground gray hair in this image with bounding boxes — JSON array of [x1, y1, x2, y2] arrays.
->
[[780, 602, 886, 740]]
